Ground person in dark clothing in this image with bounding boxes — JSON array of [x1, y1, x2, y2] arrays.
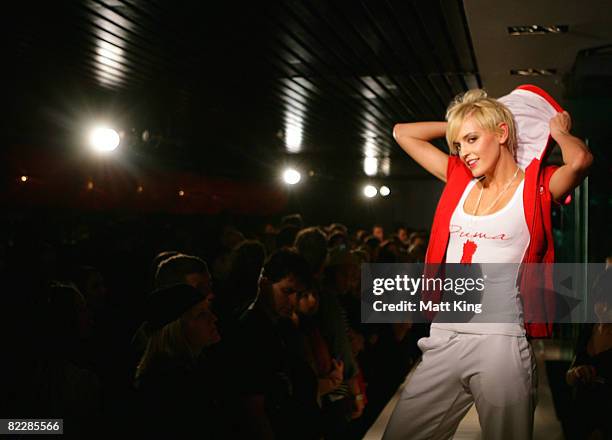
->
[[131, 254, 213, 361], [229, 248, 321, 439], [565, 268, 612, 440], [214, 239, 266, 332], [23, 283, 101, 438], [133, 283, 223, 437]]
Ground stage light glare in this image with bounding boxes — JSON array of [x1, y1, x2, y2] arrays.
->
[[178, 190, 185, 197], [364, 185, 377, 198], [283, 168, 301, 185], [20, 175, 28, 182], [90, 127, 120, 152], [364, 157, 378, 176], [285, 125, 303, 153], [380, 185, 390, 196]]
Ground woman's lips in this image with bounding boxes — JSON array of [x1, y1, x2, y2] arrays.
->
[[467, 158, 479, 169]]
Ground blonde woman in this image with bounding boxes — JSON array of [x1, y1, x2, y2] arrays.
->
[[382, 85, 592, 440], [133, 283, 221, 436]]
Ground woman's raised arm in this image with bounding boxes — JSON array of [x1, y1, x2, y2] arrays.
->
[[547, 111, 593, 202], [393, 121, 449, 182]]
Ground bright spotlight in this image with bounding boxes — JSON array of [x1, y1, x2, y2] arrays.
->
[[89, 127, 120, 152], [364, 157, 378, 176], [380, 185, 390, 196], [20, 175, 28, 183], [363, 185, 377, 198], [283, 168, 301, 185]]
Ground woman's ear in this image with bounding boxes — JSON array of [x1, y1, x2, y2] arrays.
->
[[497, 122, 509, 145]]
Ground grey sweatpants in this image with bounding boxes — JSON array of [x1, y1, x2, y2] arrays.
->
[[382, 328, 537, 440]]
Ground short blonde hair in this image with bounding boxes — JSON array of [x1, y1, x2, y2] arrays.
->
[[445, 89, 517, 157]]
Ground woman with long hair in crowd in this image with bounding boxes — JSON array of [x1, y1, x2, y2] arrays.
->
[[133, 283, 222, 436]]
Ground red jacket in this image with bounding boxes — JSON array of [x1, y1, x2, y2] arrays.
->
[[424, 85, 563, 338]]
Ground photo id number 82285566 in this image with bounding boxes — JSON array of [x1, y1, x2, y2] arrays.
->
[[0, 419, 63, 434]]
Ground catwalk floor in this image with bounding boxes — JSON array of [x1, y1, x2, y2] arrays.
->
[[365, 339, 571, 439]]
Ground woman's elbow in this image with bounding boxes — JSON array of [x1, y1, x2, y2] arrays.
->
[[392, 123, 402, 141], [393, 122, 415, 141], [570, 150, 594, 174]]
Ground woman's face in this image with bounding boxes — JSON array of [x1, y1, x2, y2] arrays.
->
[[183, 298, 220, 351], [453, 117, 507, 177]]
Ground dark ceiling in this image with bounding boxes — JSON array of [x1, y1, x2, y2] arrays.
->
[[5, 0, 480, 182]]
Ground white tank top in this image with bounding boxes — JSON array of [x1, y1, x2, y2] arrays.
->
[[432, 178, 530, 336]]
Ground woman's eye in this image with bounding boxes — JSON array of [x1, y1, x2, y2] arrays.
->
[[468, 137, 476, 143]]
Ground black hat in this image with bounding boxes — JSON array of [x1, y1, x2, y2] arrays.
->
[[145, 284, 204, 333]]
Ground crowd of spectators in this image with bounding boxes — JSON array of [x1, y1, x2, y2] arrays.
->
[[2, 211, 609, 439], [2, 212, 427, 438]]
